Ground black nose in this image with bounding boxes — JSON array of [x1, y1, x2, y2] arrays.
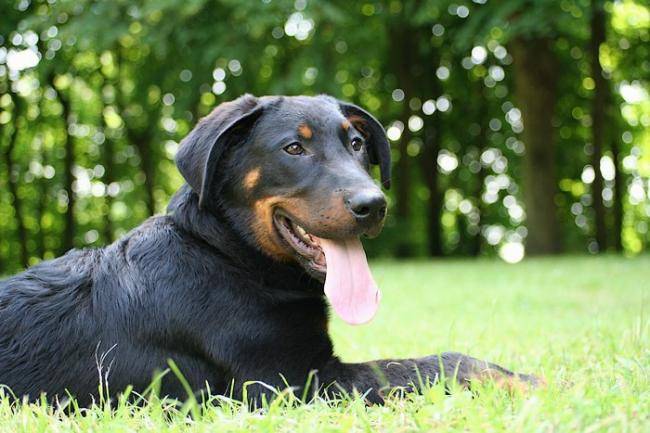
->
[[345, 190, 387, 222]]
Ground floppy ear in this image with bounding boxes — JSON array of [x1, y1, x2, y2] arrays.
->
[[176, 94, 264, 209], [338, 101, 392, 189]]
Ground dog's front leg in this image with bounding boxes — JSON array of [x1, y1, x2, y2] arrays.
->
[[317, 352, 540, 403]]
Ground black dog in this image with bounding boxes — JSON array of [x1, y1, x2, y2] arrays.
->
[[0, 94, 537, 406]]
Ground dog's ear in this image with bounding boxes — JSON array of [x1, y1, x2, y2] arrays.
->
[[338, 101, 391, 189], [176, 94, 265, 209]]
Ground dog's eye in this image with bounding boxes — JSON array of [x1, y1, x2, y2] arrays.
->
[[351, 137, 364, 152], [284, 143, 305, 155]]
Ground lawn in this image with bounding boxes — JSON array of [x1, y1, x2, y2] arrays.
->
[[1, 256, 648, 432]]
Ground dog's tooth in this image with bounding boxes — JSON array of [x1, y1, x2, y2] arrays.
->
[[295, 225, 308, 237]]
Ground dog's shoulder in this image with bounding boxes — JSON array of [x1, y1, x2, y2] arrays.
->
[[97, 214, 230, 303], [109, 214, 221, 273]]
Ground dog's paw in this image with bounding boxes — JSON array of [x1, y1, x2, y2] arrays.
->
[[436, 352, 545, 394], [469, 368, 546, 394]]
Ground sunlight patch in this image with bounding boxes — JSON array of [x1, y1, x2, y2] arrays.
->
[[499, 241, 525, 264]]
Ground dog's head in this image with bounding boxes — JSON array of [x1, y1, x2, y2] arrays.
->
[[176, 94, 391, 324]]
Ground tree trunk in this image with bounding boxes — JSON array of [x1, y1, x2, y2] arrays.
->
[[140, 136, 156, 216], [99, 61, 116, 244], [395, 118, 412, 221], [469, 84, 488, 257], [589, 0, 608, 252], [390, 20, 445, 257], [420, 115, 443, 256], [389, 24, 412, 223], [510, 38, 561, 255], [2, 94, 29, 268], [35, 93, 51, 259], [36, 152, 47, 259], [114, 47, 156, 217], [611, 136, 624, 252], [127, 129, 156, 216], [57, 86, 76, 254], [387, 22, 417, 257], [101, 119, 115, 243]]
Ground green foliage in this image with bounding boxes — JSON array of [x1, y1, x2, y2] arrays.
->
[[1, 0, 649, 272], [454, 0, 591, 48]]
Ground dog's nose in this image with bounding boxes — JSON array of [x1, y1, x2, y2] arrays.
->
[[345, 190, 387, 223]]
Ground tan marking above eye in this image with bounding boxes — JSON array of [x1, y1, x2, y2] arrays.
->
[[341, 119, 351, 131], [347, 115, 369, 138], [243, 167, 261, 191], [297, 123, 313, 139]]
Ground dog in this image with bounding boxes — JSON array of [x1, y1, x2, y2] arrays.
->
[[0, 94, 538, 406]]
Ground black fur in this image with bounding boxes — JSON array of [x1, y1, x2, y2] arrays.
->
[[0, 95, 537, 406]]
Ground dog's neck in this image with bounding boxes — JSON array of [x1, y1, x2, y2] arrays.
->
[[167, 185, 322, 295]]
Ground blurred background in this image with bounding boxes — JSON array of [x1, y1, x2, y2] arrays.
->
[[0, 0, 648, 273]]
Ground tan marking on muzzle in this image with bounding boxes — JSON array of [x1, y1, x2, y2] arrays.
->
[[250, 193, 358, 262], [297, 123, 313, 139], [252, 196, 293, 261], [243, 167, 261, 191]]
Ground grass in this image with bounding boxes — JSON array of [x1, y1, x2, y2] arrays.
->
[[1, 255, 648, 432]]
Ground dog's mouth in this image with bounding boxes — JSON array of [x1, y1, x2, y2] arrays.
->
[[273, 211, 327, 276], [272, 210, 381, 325]]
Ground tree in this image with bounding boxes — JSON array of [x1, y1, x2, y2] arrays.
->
[[456, 0, 601, 255], [49, 75, 76, 254], [510, 37, 562, 254], [589, 0, 609, 251], [1, 92, 29, 267]]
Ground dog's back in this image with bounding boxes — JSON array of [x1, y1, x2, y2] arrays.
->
[[0, 248, 103, 401], [0, 213, 235, 404]]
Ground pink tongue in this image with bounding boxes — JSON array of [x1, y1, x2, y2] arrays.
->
[[316, 237, 381, 325]]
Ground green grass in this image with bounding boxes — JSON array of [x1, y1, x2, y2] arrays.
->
[[1, 256, 648, 432]]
